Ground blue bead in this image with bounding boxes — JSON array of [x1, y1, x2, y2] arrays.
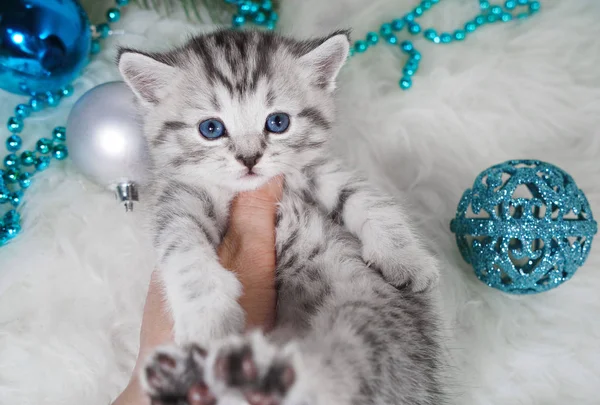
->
[[36, 138, 53, 154], [403, 66, 416, 76], [250, 3, 260, 13], [529, 1, 540, 13], [269, 11, 278, 21], [475, 15, 486, 25], [29, 96, 45, 111], [0, 190, 8, 204], [96, 23, 110, 38], [406, 61, 419, 73], [116, 0, 130, 5], [253, 12, 266, 24], [421, 0, 432, 9], [408, 23, 421, 35], [385, 35, 398, 45], [380, 23, 393, 36], [366, 32, 379, 45], [5, 222, 21, 237], [406, 58, 419, 68], [454, 30, 466, 41], [411, 50, 422, 61], [440, 33, 452, 43], [18, 172, 32, 189], [6, 135, 22, 152], [424, 28, 437, 41], [4, 168, 19, 183], [9, 191, 22, 207], [501, 13, 512, 22], [3, 210, 20, 225], [517, 0, 528, 5], [232, 15, 246, 27], [400, 41, 414, 52], [45, 91, 61, 107], [404, 13, 415, 22], [266, 20, 276, 30], [487, 14, 498, 23], [4, 154, 19, 168], [53, 126, 67, 142], [391, 19, 405, 31], [414, 6, 424, 16], [465, 22, 477, 32], [261, 0, 273, 11], [399, 77, 412, 90], [408, 58, 420, 69], [15, 104, 31, 118], [107, 8, 121, 22], [61, 85, 74, 98], [35, 156, 50, 171], [505, 0, 516, 9], [52, 144, 68, 160], [7, 117, 23, 133], [517, 12, 529, 19], [479, 0, 490, 9], [354, 40, 368, 53], [20, 151, 35, 166], [239, 2, 252, 14], [90, 39, 101, 54], [491, 6, 502, 15]]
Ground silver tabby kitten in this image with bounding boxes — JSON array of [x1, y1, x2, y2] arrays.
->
[[118, 29, 443, 405]]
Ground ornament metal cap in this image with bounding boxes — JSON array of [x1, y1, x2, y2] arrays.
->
[[115, 182, 139, 212]]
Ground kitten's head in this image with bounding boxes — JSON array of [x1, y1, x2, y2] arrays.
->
[[118, 29, 349, 191]]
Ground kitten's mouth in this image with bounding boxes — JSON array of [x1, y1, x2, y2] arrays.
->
[[242, 171, 258, 178]]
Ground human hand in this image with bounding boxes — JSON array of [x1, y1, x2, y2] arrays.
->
[[112, 177, 283, 405]]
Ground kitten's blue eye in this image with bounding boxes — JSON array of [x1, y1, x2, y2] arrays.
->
[[199, 119, 226, 139], [265, 113, 290, 134]]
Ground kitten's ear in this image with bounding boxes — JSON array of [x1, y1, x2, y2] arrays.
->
[[299, 31, 350, 92], [117, 49, 177, 106]]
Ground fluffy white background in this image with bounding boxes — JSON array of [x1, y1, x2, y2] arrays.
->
[[1, 0, 599, 404]]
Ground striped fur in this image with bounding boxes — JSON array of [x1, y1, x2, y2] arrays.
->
[[118, 29, 443, 405]]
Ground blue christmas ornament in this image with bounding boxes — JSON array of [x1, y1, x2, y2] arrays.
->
[[0, 0, 91, 95], [450, 160, 597, 294]]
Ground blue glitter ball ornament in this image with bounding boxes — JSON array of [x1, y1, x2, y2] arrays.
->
[[450, 160, 597, 294], [0, 0, 91, 95]]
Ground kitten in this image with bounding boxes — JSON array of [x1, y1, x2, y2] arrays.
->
[[118, 29, 443, 405]]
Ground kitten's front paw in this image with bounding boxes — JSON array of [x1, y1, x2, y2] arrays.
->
[[142, 344, 216, 405], [364, 245, 440, 293], [173, 300, 245, 345], [205, 333, 296, 405]]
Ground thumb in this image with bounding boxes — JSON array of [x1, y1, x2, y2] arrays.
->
[[230, 176, 284, 221]]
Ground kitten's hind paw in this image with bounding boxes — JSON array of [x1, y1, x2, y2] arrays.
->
[[206, 333, 296, 405], [142, 344, 216, 405]]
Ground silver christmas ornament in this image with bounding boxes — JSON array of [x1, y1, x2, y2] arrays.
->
[[66, 81, 149, 211]]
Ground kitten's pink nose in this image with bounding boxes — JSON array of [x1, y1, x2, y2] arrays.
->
[[236, 153, 262, 170]]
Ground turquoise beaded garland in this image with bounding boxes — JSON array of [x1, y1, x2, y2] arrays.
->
[[228, 0, 278, 30], [451, 160, 597, 294], [0, 0, 134, 245], [347, 0, 541, 90]]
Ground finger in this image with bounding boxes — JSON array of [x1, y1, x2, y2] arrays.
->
[[138, 271, 173, 362], [231, 176, 283, 214]]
